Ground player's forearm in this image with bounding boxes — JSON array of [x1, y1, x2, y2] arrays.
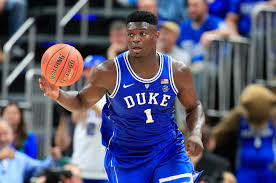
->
[[55, 89, 86, 112], [186, 101, 205, 138]]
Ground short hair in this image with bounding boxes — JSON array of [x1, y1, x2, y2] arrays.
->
[[109, 20, 126, 32], [126, 11, 158, 26]]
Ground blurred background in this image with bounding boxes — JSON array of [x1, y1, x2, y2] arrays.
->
[[0, 0, 276, 183]]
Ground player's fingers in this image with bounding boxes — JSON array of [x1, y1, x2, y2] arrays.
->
[[193, 143, 203, 156], [186, 142, 195, 156], [39, 83, 44, 90], [192, 145, 201, 156]]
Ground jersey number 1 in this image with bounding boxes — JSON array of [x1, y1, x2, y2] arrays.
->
[[144, 109, 154, 123]]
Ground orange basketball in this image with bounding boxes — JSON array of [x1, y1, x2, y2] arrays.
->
[[41, 44, 83, 86]]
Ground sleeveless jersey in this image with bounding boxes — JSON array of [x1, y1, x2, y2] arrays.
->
[[237, 116, 276, 169], [101, 51, 185, 168]]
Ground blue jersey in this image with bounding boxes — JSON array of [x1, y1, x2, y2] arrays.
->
[[228, 0, 268, 36], [237, 116, 276, 169], [101, 51, 185, 169], [177, 15, 226, 62]]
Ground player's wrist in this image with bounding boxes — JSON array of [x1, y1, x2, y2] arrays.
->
[[54, 89, 61, 101], [189, 131, 202, 139]]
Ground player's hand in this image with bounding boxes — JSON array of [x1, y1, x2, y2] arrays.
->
[[39, 77, 60, 100], [185, 135, 204, 157]]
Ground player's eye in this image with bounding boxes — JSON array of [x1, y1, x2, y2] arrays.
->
[[128, 33, 134, 37], [140, 32, 146, 36]]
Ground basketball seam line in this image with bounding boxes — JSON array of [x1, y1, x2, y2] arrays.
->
[[44, 45, 67, 79], [54, 46, 72, 85], [71, 48, 80, 83]]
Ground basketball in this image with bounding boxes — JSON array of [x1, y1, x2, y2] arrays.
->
[[41, 44, 83, 86]]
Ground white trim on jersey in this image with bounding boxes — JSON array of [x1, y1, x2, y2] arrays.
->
[[168, 56, 178, 95], [124, 51, 164, 83], [159, 173, 193, 183], [114, 165, 119, 183], [107, 131, 114, 150], [109, 57, 121, 98]]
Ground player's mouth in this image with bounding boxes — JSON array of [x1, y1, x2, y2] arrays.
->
[[132, 46, 142, 53]]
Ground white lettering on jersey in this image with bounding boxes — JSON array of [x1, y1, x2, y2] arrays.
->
[[123, 93, 171, 108], [124, 96, 135, 108], [160, 94, 171, 106], [136, 93, 146, 105], [148, 93, 159, 104]]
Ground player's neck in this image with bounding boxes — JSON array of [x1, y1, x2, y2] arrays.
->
[[128, 51, 160, 79], [129, 51, 158, 65]]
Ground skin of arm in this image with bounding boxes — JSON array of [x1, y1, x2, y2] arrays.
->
[[172, 59, 205, 156], [39, 60, 116, 113]]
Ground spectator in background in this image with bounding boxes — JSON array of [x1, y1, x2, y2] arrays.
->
[[134, 0, 187, 23], [177, 0, 232, 63], [225, 0, 276, 36], [71, 55, 108, 183], [0, 0, 27, 57], [177, 0, 232, 100], [157, 0, 188, 23], [0, 118, 61, 183], [157, 21, 191, 66], [106, 20, 127, 60], [1, 103, 38, 159], [137, 0, 158, 16]]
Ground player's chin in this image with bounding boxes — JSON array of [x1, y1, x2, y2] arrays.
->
[[130, 50, 143, 58]]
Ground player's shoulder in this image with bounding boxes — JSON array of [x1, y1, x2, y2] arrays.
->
[[171, 58, 191, 75], [171, 58, 194, 90], [90, 59, 117, 86], [93, 59, 116, 77]]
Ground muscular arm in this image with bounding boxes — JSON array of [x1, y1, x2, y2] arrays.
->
[[54, 60, 116, 113], [173, 60, 205, 138]]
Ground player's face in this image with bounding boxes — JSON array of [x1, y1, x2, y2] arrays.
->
[[127, 22, 159, 58]]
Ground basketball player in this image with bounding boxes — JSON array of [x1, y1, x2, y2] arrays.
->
[[39, 11, 205, 183]]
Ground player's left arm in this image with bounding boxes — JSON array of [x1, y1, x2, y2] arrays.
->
[[172, 59, 205, 156]]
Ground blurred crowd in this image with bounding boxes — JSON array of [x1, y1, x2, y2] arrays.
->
[[1, 0, 276, 183]]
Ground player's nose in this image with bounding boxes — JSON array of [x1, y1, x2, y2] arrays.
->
[[132, 34, 141, 43]]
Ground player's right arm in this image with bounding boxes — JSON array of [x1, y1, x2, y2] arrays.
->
[[39, 60, 116, 113]]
